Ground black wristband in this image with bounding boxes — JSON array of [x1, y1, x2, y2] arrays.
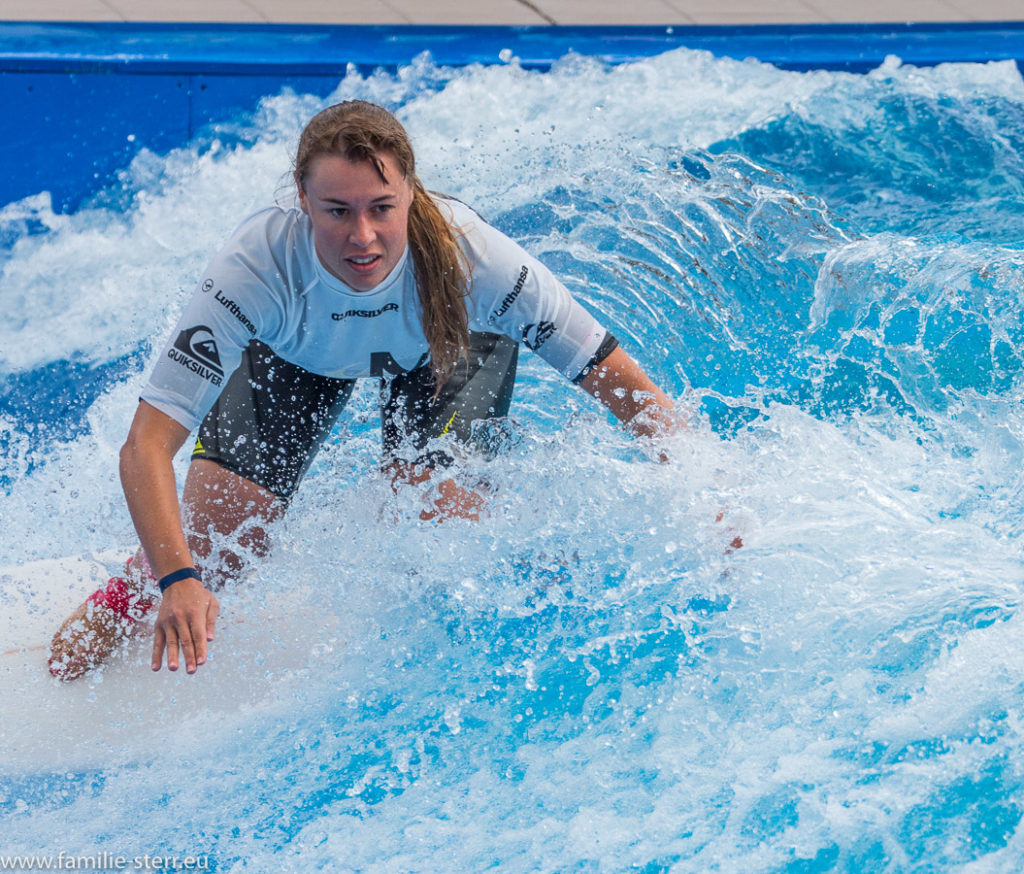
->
[[158, 567, 202, 593], [571, 332, 620, 385]]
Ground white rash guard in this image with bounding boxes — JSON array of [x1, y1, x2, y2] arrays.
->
[[142, 196, 612, 432]]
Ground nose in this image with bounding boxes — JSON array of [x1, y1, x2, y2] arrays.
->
[[348, 212, 375, 248]]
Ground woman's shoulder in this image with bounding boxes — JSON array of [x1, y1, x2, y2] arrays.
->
[[430, 192, 487, 230], [432, 193, 514, 265], [206, 204, 313, 303], [228, 203, 306, 246], [430, 193, 528, 271], [217, 204, 313, 276]]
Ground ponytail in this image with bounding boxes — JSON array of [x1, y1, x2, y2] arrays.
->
[[408, 178, 470, 385]]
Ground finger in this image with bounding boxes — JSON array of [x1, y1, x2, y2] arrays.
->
[[178, 623, 198, 674], [164, 625, 180, 672], [151, 625, 166, 672], [191, 616, 208, 667], [206, 597, 219, 641]]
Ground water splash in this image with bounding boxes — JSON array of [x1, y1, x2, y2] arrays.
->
[[3, 48, 1024, 872]]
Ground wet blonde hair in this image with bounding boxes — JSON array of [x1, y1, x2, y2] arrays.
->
[[294, 100, 470, 385]]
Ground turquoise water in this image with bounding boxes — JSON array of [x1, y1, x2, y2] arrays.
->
[[3, 48, 1024, 872]]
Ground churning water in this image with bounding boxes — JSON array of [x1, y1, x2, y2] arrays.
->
[[3, 47, 1024, 872]]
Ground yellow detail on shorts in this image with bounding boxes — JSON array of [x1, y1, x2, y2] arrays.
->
[[440, 411, 458, 435], [192, 436, 204, 455]]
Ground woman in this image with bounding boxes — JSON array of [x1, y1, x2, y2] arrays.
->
[[48, 100, 678, 680]]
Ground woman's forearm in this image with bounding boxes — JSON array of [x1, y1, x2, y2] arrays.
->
[[578, 345, 683, 439], [119, 402, 194, 579]]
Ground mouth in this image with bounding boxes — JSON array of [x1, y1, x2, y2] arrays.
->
[[346, 254, 382, 273]]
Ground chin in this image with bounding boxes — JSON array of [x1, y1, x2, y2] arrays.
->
[[347, 274, 379, 291]]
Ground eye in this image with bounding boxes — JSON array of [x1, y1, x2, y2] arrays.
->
[[328, 207, 348, 218], [374, 204, 395, 215]]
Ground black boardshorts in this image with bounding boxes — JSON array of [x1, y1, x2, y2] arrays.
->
[[190, 332, 518, 501]]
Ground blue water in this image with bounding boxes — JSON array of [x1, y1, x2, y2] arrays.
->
[[3, 48, 1024, 872]]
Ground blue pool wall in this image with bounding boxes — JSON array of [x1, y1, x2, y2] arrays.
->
[[2, 20, 1024, 212]]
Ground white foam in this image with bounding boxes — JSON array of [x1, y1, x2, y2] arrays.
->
[[3, 46, 1024, 871]]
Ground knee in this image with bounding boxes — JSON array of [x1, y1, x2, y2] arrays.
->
[[384, 460, 488, 522]]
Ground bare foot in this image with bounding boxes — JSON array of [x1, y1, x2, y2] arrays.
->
[[47, 562, 156, 681]]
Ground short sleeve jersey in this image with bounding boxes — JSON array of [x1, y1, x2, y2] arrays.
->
[[141, 196, 610, 432]]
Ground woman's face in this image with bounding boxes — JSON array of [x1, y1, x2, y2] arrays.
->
[[299, 151, 414, 292]]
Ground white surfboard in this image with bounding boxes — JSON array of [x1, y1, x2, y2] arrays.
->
[[0, 553, 349, 774], [0, 553, 115, 662]]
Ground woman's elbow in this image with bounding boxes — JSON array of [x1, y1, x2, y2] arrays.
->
[[119, 403, 189, 478]]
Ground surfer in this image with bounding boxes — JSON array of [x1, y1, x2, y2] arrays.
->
[[48, 100, 680, 680]]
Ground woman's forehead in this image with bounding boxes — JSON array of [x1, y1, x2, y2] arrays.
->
[[304, 152, 410, 197]]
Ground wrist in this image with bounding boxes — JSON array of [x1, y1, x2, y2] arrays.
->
[[158, 567, 202, 593]]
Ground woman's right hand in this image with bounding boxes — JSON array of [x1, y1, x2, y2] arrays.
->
[[152, 578, 219, 673]]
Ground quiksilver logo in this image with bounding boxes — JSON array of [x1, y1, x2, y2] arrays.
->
[[492, 265, 529, 320], [332, 302, 399, 321], [168, 325, 224, 386]]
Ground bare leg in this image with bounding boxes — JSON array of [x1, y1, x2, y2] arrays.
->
[[47, 554, 157, 680], [182, 458, 285, 586], [385, 460, 489, 522], [48, 459, 284, 680]]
